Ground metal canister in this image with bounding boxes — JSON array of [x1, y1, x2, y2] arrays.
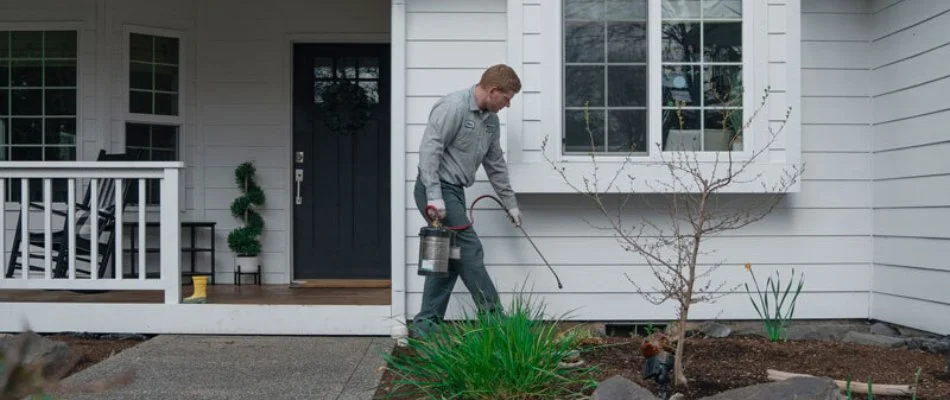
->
[[418, 225, 451, 276]]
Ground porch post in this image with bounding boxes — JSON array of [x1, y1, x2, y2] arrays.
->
[[161, 167, 182, 304]]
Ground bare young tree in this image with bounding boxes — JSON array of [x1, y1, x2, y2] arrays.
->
[[542, 85, 804, 389]]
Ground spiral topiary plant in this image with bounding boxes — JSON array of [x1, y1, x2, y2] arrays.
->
[[227, 162, 265, 263]]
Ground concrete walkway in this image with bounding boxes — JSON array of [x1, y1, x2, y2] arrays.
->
[[60, 335, 394, 400]]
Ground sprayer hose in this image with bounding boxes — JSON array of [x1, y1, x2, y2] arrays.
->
[[423, 195, 563, 289]]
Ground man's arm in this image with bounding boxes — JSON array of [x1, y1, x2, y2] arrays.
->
[[482, 126, 518, 211], [418, 100, 463, 202]]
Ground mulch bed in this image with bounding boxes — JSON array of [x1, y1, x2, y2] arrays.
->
[[44, 334, 148, 377], [373, 335, 950, 400]]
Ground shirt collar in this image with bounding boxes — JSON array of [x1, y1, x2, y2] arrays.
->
[[468, 85, 493, 120]]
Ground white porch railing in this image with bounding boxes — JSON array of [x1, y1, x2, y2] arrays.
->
[[0, 161, 183, 304]]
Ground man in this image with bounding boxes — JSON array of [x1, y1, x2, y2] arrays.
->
[[412, 64, 523, 336]]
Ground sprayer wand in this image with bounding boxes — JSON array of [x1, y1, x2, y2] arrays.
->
[[424, 195, 563, 289]]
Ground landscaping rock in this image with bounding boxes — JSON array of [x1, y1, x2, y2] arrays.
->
[[700, 322, 732, 338], [905, 337, 950, 355], [869, 322, 900, 336], [783, 322, 867, 341], [843, 331, 906, 348], [698, 376, 844, 400], [0, 332, 76, 377], [591, 375, 661, 400]]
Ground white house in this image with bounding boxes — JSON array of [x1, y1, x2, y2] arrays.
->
[[1, 0, 947, 338]]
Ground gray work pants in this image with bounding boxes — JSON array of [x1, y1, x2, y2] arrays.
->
[[412, 177, 501, 334]]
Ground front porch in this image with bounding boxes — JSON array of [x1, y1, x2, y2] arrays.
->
[[0, 284, 390, 305]]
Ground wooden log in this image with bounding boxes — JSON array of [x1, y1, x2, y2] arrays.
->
[[766, 369, 912, 396]]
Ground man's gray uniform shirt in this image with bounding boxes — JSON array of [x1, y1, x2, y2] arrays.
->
[[417, 86, 518, 210]]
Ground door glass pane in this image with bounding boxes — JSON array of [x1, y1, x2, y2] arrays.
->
[[358, 57, 378, 79], [314, 57, 333, 79], [337, 57, 357, 79], [359, 81, 379, 103]]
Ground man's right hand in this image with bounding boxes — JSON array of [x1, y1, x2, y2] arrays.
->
[[427, 199, 446, 220]]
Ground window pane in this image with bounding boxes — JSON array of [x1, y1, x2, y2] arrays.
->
[[565, 109, 605, 152], [130, 33, 153, 62], [45, 31, 77, 58], [45, 146, 75, 161], [607, 22, 647, 62], [11, 146, 42, 160], [607, 66, 646, 107], [152, 149, 175, 161], [45, 118, 76, 145], [45, 60, 77, 86], [126, 123, 149, 147], [662, 23, 700, 62], [11, 60, 42, 87], [704, 22, 742, 62], [0, 90, 7, 115], [0, 63, 8, 87], [130, 90, 153, 114], [155, 64, 178, 92], [565, 66, 604, 107], [314, 80, 331, 103], [0, 32, 8, 57], [11, 89, 42, 115], [662, 109, 701, 151], [704, 0, 741, 18], [358, 57, 379, 79], [606, 0, 647, 20], [0, 118, 7, 145], [704, 109, 742, 150], [662, 0, 701, 18], [565, 0, 604, 20], [565, 21, 604, 63], [662, 66, 700, 106], [45, 89, 76, 115], [11, 32, 42, 58], [0, 145, 7, 161], [151, 125, 178, 148], [154, 93, 178, 115], [11, 118, 41, 144], [130, 62, 153, 90], [705, 65, 742, 107], [608, 110, 647, 153], [154, 36, 179, 65]]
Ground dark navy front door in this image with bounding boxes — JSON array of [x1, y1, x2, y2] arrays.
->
[[291, 43, 390, 280]]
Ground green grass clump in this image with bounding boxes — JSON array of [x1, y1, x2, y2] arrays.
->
[[382, 295, 598, 399]]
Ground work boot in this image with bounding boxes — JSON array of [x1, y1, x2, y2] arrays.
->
[[184, 276, 208, 304]]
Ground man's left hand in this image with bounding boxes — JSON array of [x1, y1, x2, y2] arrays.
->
[[507, 208, 522, 227]]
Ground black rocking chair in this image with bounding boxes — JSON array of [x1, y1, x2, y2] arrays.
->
[[5, 149, 139, 280]]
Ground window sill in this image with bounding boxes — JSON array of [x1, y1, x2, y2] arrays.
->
[[508, 157, 802, 194]]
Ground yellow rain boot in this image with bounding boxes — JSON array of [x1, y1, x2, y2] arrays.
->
[[184, 276, 208, 304]]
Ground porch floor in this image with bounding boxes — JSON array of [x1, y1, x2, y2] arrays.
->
[[0, 284, 391, 305]]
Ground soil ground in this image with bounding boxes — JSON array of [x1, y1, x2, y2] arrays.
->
[[373, 336, 950, 400], [44, 334, 149, 377]]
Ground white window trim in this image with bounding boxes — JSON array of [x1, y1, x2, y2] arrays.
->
[[120, 24, 186, 211], [545, 0, 755, 163], [0, 22, 85, 205]]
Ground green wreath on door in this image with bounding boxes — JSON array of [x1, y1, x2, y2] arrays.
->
[[315, 80, 374, 136]]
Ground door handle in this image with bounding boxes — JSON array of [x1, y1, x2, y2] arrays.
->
[[295, 169, 304, 205]]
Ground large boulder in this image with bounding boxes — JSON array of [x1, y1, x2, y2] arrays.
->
[[699, 376, 844, 400], [591, 375, 661, 400], [0, 332, 77, 378]]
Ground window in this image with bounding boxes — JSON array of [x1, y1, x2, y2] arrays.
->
[[0, 29, 79, 201], [125, 29, 182, 205], [562, 0, 744, 155], [129, 32, 179, 116], [125, 123, 178, 204]]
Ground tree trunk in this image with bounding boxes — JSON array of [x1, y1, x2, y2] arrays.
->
[[673, 304, 690, 387]]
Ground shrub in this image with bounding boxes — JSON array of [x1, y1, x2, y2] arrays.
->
[[382, 295, 598, 399]]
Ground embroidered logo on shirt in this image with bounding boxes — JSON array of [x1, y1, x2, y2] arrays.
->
[[464, 120, 476, 129]]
